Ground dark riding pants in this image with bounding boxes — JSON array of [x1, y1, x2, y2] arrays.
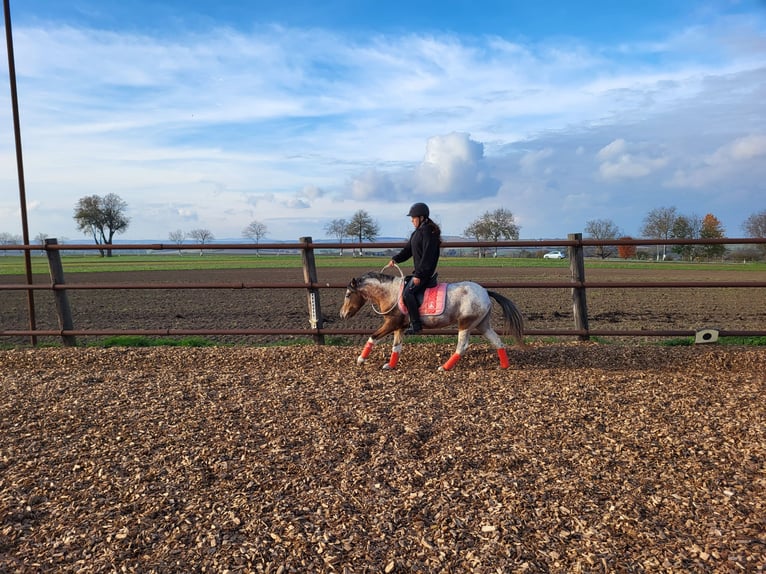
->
[[403, 277, 427, 325]]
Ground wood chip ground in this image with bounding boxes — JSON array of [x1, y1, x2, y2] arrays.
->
[[1, 344, 764, 573]]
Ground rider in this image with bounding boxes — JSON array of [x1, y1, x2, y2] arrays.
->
[[388, 202, 442, 335]]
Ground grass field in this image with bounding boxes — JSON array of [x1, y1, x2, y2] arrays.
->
[[1, 252, 764, 275]]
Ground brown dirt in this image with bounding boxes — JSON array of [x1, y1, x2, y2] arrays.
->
[[1, 266, 765, 572]]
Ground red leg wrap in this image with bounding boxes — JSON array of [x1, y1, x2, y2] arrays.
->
[[360, 341, 374, 359], [387, 351, 399, 369], [497, 348, 510, 369], [442, 353, 461, 371]]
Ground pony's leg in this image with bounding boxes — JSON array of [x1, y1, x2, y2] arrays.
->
[[382, 330, 403, 370], [439, 328, 471, 371], [356, 337, 377, 365], [481, 327, 510, 369], [357, 318, 404, 367]]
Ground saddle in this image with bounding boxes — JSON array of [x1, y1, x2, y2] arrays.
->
[[398, 274, 447, 316]]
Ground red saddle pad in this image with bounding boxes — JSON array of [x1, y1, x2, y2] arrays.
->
[[398, 283, 448, 316]]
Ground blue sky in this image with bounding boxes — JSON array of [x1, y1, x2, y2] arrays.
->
[[1, 0, 765, 242]]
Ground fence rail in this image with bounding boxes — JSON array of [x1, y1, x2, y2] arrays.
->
[[1, 235, 765, 346]]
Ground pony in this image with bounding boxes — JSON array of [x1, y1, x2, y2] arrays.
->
[[339, 270, 524, 371]]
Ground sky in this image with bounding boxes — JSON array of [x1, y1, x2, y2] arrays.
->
[[1, 0, 765, 242]]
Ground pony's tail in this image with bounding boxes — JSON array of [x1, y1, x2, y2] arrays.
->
[[487, 290, 525, 347]]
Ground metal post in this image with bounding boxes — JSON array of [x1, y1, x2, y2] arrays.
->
[[300, 236, 325, 344], [568, 233, 590, 341], [4, 0, 37, 345], [45, 239, 77, 347]]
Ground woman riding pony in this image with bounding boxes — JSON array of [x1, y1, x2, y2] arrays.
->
[[388, 202, 441, 335]]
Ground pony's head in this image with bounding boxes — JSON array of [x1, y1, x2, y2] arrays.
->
[[339, 276, 367, 319], [339, 273, 397, 319]]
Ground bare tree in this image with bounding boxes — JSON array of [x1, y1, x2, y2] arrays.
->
[[243, 220, 268, 256], [73, 193, 130, 257], [34, 232, 49, 254], [188, 228, 214, 256], [0, 232, 22, 255], [345, 211, 379, 256], [324, 218, 348, 255], [168, 229, 186, 254], [743, 209, 766, 256], [584, 218, 622, 259], [464, 208, 520, 257], [641, 206, 678, 261]]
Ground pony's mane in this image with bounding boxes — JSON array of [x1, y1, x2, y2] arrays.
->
[[357, 271, 396, 286]]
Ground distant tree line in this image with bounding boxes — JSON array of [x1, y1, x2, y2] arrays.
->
[[3, 195, 765, 261]]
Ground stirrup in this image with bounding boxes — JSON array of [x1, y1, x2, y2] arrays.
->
[[404, 322, 422, 335]]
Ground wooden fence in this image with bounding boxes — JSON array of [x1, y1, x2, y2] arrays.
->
[[1, 235, 765, 346]]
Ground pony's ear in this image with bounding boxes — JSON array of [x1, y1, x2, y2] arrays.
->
[[349, 278, 358, 290]]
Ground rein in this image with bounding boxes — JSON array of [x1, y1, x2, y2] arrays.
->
[[370, 263, 404, 316]]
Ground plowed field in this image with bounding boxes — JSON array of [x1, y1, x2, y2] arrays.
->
[[2, 265, 765, 344]]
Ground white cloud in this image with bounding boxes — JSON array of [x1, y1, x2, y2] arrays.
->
[[596, 140, 668, 181], [711, 134, 766, 163], [599, 155, 668, 180], [283, 198, 311, 209], [349, 169, 401, 201], [297, 185, 325, 200], [519, 148, 554, 173], [668, 133, 766, 189], [412, 132, 500, 199], [596, 139, 627, 161]]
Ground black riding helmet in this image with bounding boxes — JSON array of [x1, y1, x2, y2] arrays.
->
[[407, 202, 430, 218]]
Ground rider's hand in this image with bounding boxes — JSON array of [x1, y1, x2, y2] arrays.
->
[[387, 260, 395, 267], [411, 277, 421, 286]]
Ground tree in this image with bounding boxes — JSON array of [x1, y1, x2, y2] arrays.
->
[[743, 209, 766, 256], [616, 237, 637, 259], [0, 232, 22, 255], [34, 232, 49, 254], [670, 214, 702, 261], [188, 228, 214, 256], [169, 229, 186, 254], [324, 218, 348, 255], [700, 213, 726, 260], [243, 220, 268, 256], [641, 206, 678, 261], [463, 208, 520, 257], [73, 193, 130, 257], [584, 218, 621, 259], [345, 210, 379, 255]]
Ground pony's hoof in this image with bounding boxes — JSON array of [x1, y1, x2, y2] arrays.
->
[[381, 363, 394, 370], [356, 357, 366, 366]]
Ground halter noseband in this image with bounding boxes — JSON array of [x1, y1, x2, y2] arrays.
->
[[368, 265, 405, 316]]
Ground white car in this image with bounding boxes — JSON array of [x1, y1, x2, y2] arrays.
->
[[543, 251, 566, 259]]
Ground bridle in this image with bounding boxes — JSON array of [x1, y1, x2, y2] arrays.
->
[[370, 263, 405, 316]]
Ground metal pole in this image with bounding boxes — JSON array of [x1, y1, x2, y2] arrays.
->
[[4, 0, 37, 345]]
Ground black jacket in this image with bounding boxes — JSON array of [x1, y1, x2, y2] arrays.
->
[[392, 220, 440, 281]]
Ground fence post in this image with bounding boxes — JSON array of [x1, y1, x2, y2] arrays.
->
[[299, 236, 325, 345], [45, 238, 77, 347], [568, 233, 589, 341]]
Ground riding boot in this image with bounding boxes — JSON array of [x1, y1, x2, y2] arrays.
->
[[403, 287, 423, 335], [404, 315, 422, 335]]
